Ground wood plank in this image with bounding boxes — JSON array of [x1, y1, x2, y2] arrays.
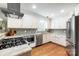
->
[[32, 42, 70, 56]]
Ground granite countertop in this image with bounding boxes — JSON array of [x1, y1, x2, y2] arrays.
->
[[0, 32, 43, 40], [0, 44, 32, 56]]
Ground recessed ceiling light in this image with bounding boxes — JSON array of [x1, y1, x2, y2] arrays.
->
[[51, 14, 54, 17], [60, 9, 64, 13], [32, 5, 36, 9]]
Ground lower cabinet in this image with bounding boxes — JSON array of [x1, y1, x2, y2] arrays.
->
[[50, 35, 66, 46], [36, 34, 43, 46], [35, 33, 66, 47], [43, 33, 51, 44], [43, 33, 66, 46]]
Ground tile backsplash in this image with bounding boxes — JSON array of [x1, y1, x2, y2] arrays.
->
[[15, 29, 37, 35], [48, 29, 67, 36]]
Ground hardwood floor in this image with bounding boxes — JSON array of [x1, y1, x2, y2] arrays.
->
[[32, 42, 70, 56]]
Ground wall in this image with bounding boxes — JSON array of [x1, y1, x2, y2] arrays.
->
[[0, 3, 7, 33]]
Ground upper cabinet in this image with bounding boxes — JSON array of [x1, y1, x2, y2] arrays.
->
[[22, 15, 38, 28], [7, 15, 38, 28], [7, 17, 23, 28], [51, 18, 67, 29]]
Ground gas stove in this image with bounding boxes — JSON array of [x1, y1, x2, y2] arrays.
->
[[0, 37, 27, 50]]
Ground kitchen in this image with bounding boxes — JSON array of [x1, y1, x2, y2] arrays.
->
[[0, 3, 79, 56]]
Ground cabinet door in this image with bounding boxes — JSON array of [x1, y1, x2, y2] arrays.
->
[[51, 18, 66, 29], [51, 35, 66, 46], [22, 15, 33, 28], [46, 34, 51, 42], [43, 34, 50, 44], [7, 17, 22, 28], [31, 18, 38, 28], [55, 36, 66, 46], [43, 34, 47, 43], [22, 15, 37, 28]]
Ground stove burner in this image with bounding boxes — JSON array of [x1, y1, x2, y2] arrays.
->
[[0, 37, 26, 50]]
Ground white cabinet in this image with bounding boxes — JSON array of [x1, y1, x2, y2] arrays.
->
[[22, 15, 38, 28], [51, 18, 67, 29], [43, 33, 66, 46], [50, 34, 66, 46], [7, 17, 23, 28], [43, 34, 47, 43], [43, 33, 51, 44], [7, 15, 38, 28], [47, 19, 52, 29]]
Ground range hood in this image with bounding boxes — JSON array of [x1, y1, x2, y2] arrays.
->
[[0, 7, 24, 18]]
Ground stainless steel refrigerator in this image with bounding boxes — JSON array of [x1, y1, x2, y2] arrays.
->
[[66, 14, 75, 56], [66, 13, 79, 56]]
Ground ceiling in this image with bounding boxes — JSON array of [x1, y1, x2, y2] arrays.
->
[[21, 3, 79, 18], [0, 3, 78, 19]]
